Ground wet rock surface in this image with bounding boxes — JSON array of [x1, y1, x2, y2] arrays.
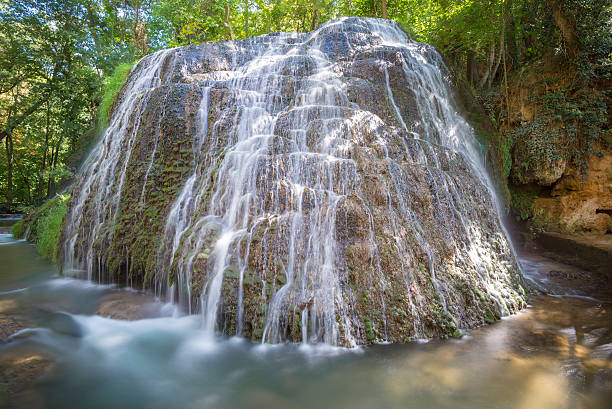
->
[[0, 317, 24, 342], [0, 289, 171, 401], [0, 351, 51, 393], [0, 315, 52, 403], [59, 18, 526, 345], [96, 292, 172, 320], [2, 249, 610, 409], [521, 251, 611, 299]]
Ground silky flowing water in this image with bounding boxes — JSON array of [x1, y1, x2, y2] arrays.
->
[[2, 234, 611, 409]]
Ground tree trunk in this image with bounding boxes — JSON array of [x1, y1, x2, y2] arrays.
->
[[20, 173, 31, 203], [244, 0, 250, 38], [488, 13, 505, 89], [47, 141, 59, 198], [502, 2, 511, 126], [5, 135, 13, 207], [311, 7, 320, 31], [131, 1, 148, 55], [479, 1, 497, 89], [48, 130, 65, 198], [85, 1, 103, 67], [225, 3, 235, 41], [466, 49, 477, 85], [38, 103, 51, 201], [506, 0, 518, 67], [546, 0, 578, 56], [479, 42, 496, 88], [382, 0, 388, 19]]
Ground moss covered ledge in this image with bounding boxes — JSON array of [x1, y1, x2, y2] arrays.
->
[[11, 194, 70, 264]]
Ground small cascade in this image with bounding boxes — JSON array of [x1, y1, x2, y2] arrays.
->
[[60, 17, 526, 346], [61, 48, 176, 278]]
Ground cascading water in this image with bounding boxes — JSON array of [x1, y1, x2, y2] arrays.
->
[[61, 48, 176, 278], [60, 17, 526, 346]]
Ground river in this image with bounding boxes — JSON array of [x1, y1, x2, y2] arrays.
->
[[1, 232, 611, 409]]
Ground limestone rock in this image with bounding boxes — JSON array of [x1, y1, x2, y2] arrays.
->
[[96, 292, 162, 321], [533, 151, 612, 234], [511, 144, 566, 186], [59, 18, 526, 345]]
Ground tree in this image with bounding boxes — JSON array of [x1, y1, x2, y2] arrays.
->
[[0, 0, 100, 208]]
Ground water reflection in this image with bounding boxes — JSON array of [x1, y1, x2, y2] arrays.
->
[[1, 236, 611, 409]]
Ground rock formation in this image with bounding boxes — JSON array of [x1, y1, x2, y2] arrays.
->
[[59, 18, 526, 346]]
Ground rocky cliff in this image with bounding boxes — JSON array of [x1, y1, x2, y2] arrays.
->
[[503, 64, 611, 236], [59, 17, 526, 346]]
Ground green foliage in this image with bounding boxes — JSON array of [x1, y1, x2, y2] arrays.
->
[[35, 194, 69, 263], [568, 0, 612, 82], [149, 0, 227, 46], [10, 218, 25, 239], [1, 0, 101, 207], [363, 316, 375, 342], [16, 194, 70, 263], [98, 62, 136, 128], [507, 114, 564, 184], [507, 81, 608, 184], [498, 131, 513, 181], [148, 0, 343, 47], [510, 190, 537, 221]]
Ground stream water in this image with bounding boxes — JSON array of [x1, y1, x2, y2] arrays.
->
[[1, 233, 611, 409]]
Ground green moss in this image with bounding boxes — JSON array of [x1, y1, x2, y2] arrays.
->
[[34, 195, 69, 263], [363, 316, 375, 342], [361, 289, 367, 303], [10, 219, 25, 239], [510, 190, 537, 221], [14, 194, 70, 264], [433, 303, 458, 338], [98, 62, 136, 128], [485, 311, 496, 325]]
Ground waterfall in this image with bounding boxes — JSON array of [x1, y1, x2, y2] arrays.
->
[[60, 18, 525, 346], [362, 19, 522, 316], [61, 48, 176, 278]]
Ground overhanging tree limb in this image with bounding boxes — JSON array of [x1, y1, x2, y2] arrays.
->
[[0, 96, 50, 144]]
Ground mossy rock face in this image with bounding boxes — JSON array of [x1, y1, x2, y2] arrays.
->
[[60, 18, 526, 346], [13, 194, 70, 263]]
